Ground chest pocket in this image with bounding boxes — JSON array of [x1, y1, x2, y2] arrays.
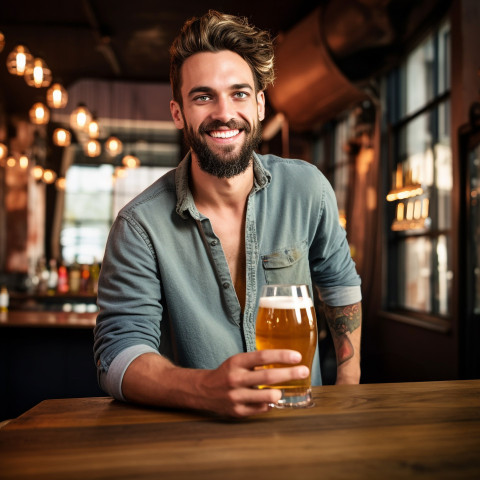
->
[[261, 241, 311, 285]]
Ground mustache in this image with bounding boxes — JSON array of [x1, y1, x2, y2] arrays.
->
[[199, 119, 251, 134]]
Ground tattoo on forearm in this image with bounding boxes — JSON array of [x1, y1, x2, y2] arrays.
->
[[325, 303, 361, 366]]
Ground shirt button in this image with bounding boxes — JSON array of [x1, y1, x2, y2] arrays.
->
[[223, 282, 230, 289], [210, 240, 218, 246]]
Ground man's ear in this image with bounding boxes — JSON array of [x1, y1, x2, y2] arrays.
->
[[170, 100, 185, 129], [257, 91, 266, 122]]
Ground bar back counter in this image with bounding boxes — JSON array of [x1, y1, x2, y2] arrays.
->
[[0, 307, 104, 421]]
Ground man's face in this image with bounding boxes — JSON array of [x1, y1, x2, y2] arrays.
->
[[170, 50, 265, 178]]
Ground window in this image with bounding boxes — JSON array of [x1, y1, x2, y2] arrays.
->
[[386, 19, 452, 317], [61, 165, 173, 264]]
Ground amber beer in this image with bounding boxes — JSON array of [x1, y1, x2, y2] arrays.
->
[[255, 284, 317, 407]]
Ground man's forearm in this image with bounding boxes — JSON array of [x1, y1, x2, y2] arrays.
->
[[323, 301, 362, 384]]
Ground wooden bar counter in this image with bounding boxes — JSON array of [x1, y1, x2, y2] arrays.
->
[[1, 380, 479, 479]]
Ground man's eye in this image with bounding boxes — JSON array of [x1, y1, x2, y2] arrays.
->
[[195, 95, 210, 102], [234, 92, 248, 99]]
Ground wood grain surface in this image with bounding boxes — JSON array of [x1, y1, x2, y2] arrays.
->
[[0, 380, 479, 479]]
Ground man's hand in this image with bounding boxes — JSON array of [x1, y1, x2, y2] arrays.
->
[[122, 349, 309, 418], [200, 350, 309, 417]]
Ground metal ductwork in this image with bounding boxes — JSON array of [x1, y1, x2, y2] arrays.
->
[[268, 0, 452, 131]]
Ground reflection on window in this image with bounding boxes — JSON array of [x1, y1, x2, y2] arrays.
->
[[387, 18, 452, 318], [61, 165, 173, 264]]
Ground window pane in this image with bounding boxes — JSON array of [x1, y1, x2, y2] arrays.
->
[[401, 34, 435, 116], [435, 101, 452, 230], [435, 235, 452, 315], [398, 237, 432, 312], [438, 21, 451, 94]]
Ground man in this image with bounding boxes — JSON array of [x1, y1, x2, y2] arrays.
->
[[94, 10, 362, 418]]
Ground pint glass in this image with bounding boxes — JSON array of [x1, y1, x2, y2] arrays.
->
[[255, 284, 317, 408]]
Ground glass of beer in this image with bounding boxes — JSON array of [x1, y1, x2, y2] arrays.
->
[[255, 284, 317, 408]]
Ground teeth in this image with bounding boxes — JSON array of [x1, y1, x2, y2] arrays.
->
[[209, 129, 239, 139]]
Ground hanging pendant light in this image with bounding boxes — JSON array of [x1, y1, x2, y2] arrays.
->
[[6, 45, 34, 76], [32, 165, 44, 180], [122, 154, 140, 169], [46, 83, 68, 109], [88, 115, 100, 139], [105, 136, 123, 156], [70, 103, 91, 131], [42, 169, 57, 184], [55, 177, 67, 191], [19, 154, 29, 169], [0, 143, 7, 160], [0, 32, 5, 53], [53, 128, 71, 147], [29, 102, 50, 125], [6, 156, 16, 168], [84, 139, 101, 157], [24, 57, 52, 88]]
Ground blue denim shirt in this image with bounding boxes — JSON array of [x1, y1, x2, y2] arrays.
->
[[94, 152, 361, 400]]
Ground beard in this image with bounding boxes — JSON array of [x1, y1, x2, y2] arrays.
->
[[183, 117, 262, 179]]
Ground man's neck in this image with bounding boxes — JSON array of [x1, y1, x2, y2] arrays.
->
[[190, 152, 254, 211]]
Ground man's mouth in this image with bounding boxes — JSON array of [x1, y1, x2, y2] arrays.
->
[[208, 129, 241, 139]]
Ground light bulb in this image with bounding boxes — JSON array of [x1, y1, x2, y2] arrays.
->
[[84, 139, 101, 157], [105, 136, 123, 156], [29, 102, 50, 125], [19, 154, 29, 169], [32, 165, 44, 180], [0, 143, 7, 160], [24, 57, 52, 88], [42, 169, 57, 184], [6, 45, 33, 76], [122, 154, 140, 169], [70, 104, 91, 131], [46, 83, 68, 109], [53, 128, 71, 147]]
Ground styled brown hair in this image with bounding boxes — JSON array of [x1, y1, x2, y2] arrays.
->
[[169, 10, 275, 104]]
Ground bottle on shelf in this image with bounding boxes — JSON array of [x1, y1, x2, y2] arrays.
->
[[68, 259, 81, 294], [57, 261, 69, 294], [47, 259, 59, 295], [36, 257, 49, 294], [80, 264, 90, 293], [89, 261, 100, 294]]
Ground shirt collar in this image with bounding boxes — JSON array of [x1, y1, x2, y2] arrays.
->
[[175, 151, 272, 219]]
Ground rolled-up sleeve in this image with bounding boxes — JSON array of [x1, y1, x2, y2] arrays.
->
[[94, 213, 163, 394]]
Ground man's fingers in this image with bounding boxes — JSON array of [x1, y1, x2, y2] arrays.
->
[[231, 349, 302, 370], [251, 365, 310, 387]]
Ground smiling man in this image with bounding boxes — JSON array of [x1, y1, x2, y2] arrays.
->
[[94, 10, 362, 418]]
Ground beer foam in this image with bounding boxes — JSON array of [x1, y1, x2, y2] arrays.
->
[[259, 295, 313, 309]]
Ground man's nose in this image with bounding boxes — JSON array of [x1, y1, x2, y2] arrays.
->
[[211, 96, 234, 123]]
